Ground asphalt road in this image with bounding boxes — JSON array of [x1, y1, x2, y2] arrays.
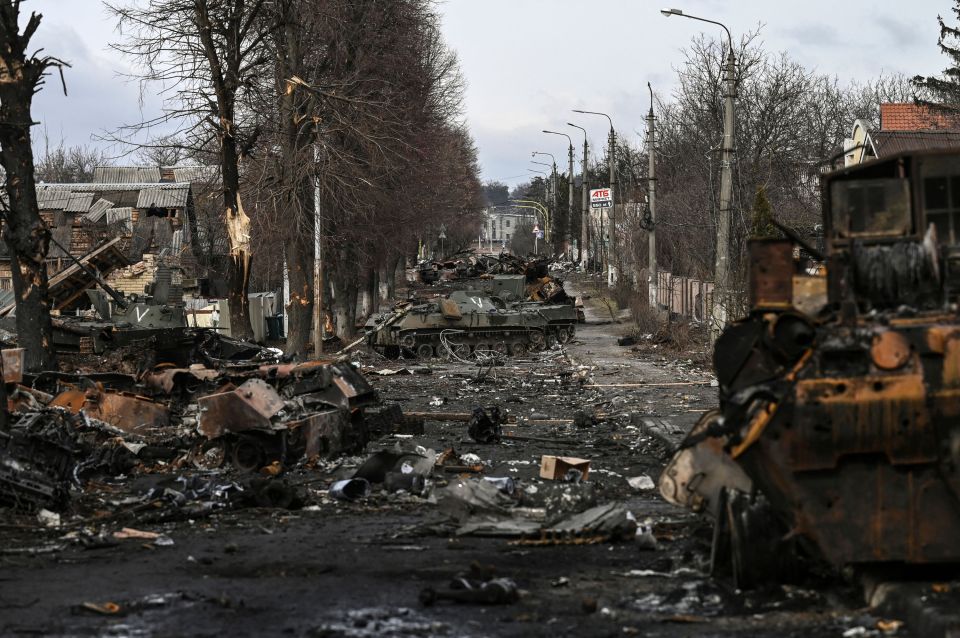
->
[[0, 282, 892, 637]]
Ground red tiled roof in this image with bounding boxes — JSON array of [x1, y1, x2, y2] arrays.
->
[[880, 103, 960, 131]]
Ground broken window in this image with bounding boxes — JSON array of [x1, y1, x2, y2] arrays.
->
[[506, 219, 510, 228], [830, 178, 911, 239], [922, 157, 960, 245]]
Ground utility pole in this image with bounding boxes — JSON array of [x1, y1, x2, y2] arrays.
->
[[568, 123, 590, 267], [608, 125, 617, 287], [646, 83, 658, 309], [567, 144, 574, 255], [715, 41, 736, 339], [573, 110, 616, 286], [313, 146, 324, 356], [661, 8, 736, 340], [543, 130, 575, 256], [551, 161, 558, 249]]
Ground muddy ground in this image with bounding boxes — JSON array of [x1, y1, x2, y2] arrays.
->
[[0, 280, 903, 637]]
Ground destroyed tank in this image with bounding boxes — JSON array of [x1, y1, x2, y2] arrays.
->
[[367, 290, 550, 359], [455, 274, 579, 344], [659, 148, 960, 587]]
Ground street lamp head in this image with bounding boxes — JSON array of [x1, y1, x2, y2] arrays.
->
[[661, 8, 681, 16]]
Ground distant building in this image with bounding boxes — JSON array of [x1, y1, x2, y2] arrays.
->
[[844, 103, 960, 166], [478, 207, 536, 253]]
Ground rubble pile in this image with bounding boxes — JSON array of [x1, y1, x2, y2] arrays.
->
[[0, 341, 400, 516], [414, 252, 576, 304]]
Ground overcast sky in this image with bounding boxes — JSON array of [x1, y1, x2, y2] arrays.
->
[[24, 0, 954, 186]]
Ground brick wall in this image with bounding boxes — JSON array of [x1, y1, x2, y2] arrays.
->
[[105, 254, 184, 297]]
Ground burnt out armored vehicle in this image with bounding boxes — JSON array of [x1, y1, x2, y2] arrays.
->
[[455, 274, 580, 345], [53, 266, 265, 365], [659, 149, 960, 586], [367, 290, 550, 359], [53, 265, 193, 357]]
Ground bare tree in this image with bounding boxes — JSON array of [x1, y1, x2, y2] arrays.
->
[[34, 129, 110, 183], [135, 134, 187, 167], [0, 0, 67, 370], [107, 0, 270, 340]]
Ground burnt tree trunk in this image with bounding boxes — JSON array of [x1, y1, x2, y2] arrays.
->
[[284, 232, 313, 357], [0, 4, 57, 371]]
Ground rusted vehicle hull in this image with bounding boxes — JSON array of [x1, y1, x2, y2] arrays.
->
[[660, 149, 960, 584]]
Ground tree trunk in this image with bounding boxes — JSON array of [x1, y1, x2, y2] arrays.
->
[[284, 234, 313, 357], [0, 49, 55, 371], [274, 10, 315, 358], [330, 245, 358, 339], [360, 266, 377, 320], [378, 260, 391, 302], [222, 145, 254, 341]]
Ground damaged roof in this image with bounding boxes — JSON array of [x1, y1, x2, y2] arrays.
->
[[36, 183, 192, 213], [872, 130, 960, 156], [92, 166, 162, 183], [136, 185, 190, 209]]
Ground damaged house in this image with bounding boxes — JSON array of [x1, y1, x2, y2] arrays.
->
[[0, 166, 228, 317]]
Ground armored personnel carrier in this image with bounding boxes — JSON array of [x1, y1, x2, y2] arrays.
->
[[52, 264, 195, 359], [659, 148, 960, 587], [454, 274, 580, 345], [367, 290, 550, 359], [51, 265, 269, 366]]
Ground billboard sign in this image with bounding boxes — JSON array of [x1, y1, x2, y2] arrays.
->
[[590, 187, 612, 209]]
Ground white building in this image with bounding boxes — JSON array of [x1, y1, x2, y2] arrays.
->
[[478, 207, 537, 253]]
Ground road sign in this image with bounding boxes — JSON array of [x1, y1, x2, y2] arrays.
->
[[536, 230, 544, 239], [590, 187, 612, 209], [532, 224, 540, 234]]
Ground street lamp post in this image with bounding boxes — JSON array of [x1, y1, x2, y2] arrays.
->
[[568, 122, 590, 267], [529, 162, 555, 244], [661, 7, 736, 340], [533, 151, 558, 248], [573, 109, 617, 286], [543, 130, 575, 256]]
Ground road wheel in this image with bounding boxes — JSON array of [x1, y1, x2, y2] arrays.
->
[[545, 332, 557, 349], [230, 437, 265, 473], [528, 332, 545, 351], [510, 342, 527, 357], [474, 343, 491, 355], [400, 333, 416, 349], [416, 343, 435, 359], [556, 326, 572, 344], [492, 342, 509, 356]]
